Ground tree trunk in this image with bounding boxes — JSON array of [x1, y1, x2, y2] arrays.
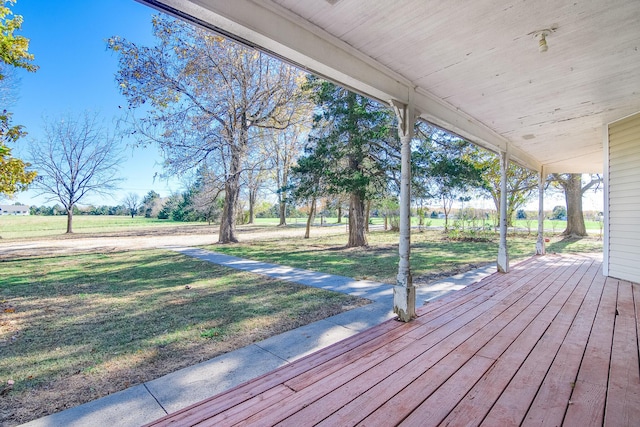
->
[[337, 205, 342, 224], [276, 150, 288, 227], [219, 178, 240, 243], [304, 197, 316, 239], [248, 187, 256, 224], [442, 195, 453, 232], [66, 206, 74, 234], [364, 199, 371, 232], [562, 174, 587, 236], [278, 199, 287, 226], [347, 192, 367, 247], [219, 147, 243, 243]]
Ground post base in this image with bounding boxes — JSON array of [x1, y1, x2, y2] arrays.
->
[[393, 285, 416, 322]]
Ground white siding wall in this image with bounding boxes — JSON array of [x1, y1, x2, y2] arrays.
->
[[607, 112, 640, 282]]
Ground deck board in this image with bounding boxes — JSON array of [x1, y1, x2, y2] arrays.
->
[[480, 259, 598, 425], [563, 276, 619, 426], [146, 254, 639, 427], [521, 263, 606, 426], [604, 280, 640, 426], [443, 258, 600, 426]]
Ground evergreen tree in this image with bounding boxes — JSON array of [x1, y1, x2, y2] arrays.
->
[[293, 77, 398, 247]]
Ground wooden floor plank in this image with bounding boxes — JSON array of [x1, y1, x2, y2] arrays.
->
[[310, 257, 576, 427], [191, 385, 294, 427], [398, 355, 496, 426], [563, 276, 619, 426], [145, 256, 640, 427], [312, 267, 561, 426], [522, 265, 606, 426], [145, 317, 408, 426], [442, 258, 598, 426], [230, 261, 557, 426], [603, 280, 640, 426], [278, 261, 540, 397], [246, 285, 519, 425], [359, 258, 582, 427], [480, 259, 597, 426]]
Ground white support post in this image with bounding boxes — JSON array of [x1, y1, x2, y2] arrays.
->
[[536, 166, 546, 255], [497, 150, 510, 273], [391, 99, 416, 322]]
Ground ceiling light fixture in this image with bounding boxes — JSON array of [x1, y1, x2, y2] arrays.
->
[[529, 26, 558, 53], [538, 32, 548, 52]]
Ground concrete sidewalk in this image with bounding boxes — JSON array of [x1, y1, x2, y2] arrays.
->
[[22, 249, 495, 427]]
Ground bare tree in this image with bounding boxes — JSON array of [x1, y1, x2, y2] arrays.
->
[[191, 165, 224, 224], [122, 192, 140, 218], [241, 150, 269, 225], [550, 173, 602, 237], [109, 17, 303, 243], [29, 113, 123, 233], [265, 123, 309, 226]]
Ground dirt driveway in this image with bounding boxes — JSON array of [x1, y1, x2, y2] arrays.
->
[[0, 224, 347, 260]]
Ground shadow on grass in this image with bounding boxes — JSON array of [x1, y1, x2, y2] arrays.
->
[[0, 250, 366, 425], [546, 236, 603, 254]]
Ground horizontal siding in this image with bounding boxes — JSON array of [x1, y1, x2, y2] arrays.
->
[[610, 226, 640, 236], [609, 196, 637, 212], [611, 151, 640, 166], [610, 211, 640, 221], [615, 242, 640, 256], [607, 262, 640, 280], [608, 113, 640, 133], [609, 182, 640, 194], [608, 112, 640, 283], [609, 168, 640, 181]]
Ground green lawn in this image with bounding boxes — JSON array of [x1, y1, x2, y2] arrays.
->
[[207, 229, 603, 284], [0, 249, 365, 425], [254, 216, 602, 232]]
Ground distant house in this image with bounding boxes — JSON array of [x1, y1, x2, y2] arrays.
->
[[0, 205, 30, 215]]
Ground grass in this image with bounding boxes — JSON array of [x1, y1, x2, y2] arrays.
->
[[207, 229, 603, 284], [0, 219, 604, 425], [0, 250, 366, 426], [0, 215, 206, 239]]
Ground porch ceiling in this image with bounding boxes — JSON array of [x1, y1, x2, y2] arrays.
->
[[140, 0, 640, 173]]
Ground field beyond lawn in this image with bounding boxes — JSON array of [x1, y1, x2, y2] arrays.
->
[[0, 250, 367, 426], [0, 215, 208, 240]]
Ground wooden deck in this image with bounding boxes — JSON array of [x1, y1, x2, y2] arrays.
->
[[146, 254, 640, 426]]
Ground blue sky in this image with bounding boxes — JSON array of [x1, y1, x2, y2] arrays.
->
[[9, 0, 181, 207]]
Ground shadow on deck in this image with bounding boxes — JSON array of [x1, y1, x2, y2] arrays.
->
[[146, 253, 640, 426]]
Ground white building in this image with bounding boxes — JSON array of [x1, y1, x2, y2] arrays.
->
[[0, 205, 30, 215]]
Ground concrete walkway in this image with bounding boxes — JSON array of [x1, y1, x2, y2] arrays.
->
[[22, 248, 495, 427]]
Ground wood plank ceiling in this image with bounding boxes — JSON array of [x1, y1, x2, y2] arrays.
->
[[141, 0, 640, 173]]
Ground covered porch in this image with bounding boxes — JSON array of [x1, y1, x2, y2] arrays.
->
[[147, 254, 640, 426], [140, 0, 640, 320], [134, 1, 640, 424]]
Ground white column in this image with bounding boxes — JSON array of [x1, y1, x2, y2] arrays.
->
[[497, 150, 510, 273], [536, 166, 546, 255], [391, 99, 415, 322]]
